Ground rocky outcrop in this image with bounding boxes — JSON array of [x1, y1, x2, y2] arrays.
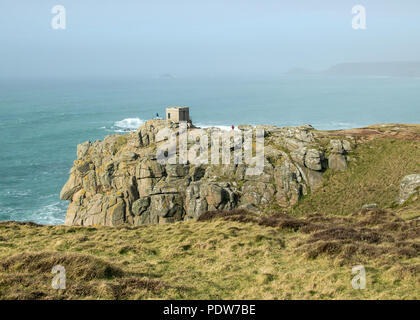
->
[[60, 120, 354, 226], [328, 139, 351, 171], [398, 174, 420, 204]]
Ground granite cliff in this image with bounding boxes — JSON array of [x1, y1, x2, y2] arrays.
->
[[60, 120, 355, 226]]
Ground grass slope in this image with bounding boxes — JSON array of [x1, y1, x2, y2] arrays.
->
[[0, 206, 419, 299], [291, 137, 420, 216]]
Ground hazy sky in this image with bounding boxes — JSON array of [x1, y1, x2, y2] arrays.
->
[[0, 0, 419, 78]]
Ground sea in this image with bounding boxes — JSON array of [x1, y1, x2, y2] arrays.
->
[[1, 75, 419, 224]]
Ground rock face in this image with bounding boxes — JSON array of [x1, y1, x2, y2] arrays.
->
[[328, 139, 350, 171], [398, 174, 420, 204], [61, 120, 353, 226]]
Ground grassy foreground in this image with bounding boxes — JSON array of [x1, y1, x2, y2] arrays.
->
[[0, 124, 419, 300], [0, 206, 419, 300]]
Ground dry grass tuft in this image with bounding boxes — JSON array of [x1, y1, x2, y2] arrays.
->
[[298, 210, 420, 263], [197, 209, 255, 222], [198, 209, 307, 231], [0, 252, 124, 281], [200, 208, 420, 266]]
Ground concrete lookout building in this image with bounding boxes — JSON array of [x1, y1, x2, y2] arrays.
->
[[166, 106, 190, 122]]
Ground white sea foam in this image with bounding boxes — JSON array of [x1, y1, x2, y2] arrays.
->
[[195, 123, 243, 131], [196, 121, 361, 131], [0, 201, 67, 225], [114, 118, 144, 131], [28, 201, 67, 225], [4, 190, 31, 197], [312, 121, 362, 130]]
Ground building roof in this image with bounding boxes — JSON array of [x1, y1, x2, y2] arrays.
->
[[166, 106, 189, 110]]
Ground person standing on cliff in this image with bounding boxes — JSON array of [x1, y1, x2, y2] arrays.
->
[[232, 125, 235, 130]]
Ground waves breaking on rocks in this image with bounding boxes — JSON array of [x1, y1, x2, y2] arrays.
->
[[113, 118, 144, 132]]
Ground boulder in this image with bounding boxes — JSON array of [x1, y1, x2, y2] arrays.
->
[[362, 203, 379, 210], [77, 141, 91, 159], [166, 164, 190, 177], [238, 124, 253, 131], [330, 140, 344, 154], [241, 181, 276, 207], [203, 184, 229, 210], [274, 160, 303, 207], [119, 151, 138, 162], [64, 202, 79, 226], [137, 159, 165, 179], [105, 199, 126, 226], [398, 174, 420, 204], [304, 149, 324, 171], [149, 194, 184, 220], [328, 153, 347, 171], [60, 173, 82, 200], [185, 182, 206, 218], [303, 168, 324, 190], [132, 197, 151, 216], [133, 210, 159, 225], [291, 147, 324, 171], [290, 148, 307, 167], [328, 139, 350, 171], [342, 140, 352, 152]]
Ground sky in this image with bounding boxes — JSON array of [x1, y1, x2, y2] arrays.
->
[[0, 0, 419, 78]]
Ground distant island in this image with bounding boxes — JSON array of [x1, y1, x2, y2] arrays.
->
[[287, 61, 420, 77], [158, 73, 176, 79]]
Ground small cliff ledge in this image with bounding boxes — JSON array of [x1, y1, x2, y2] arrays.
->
[[61, 120, 357, 226]]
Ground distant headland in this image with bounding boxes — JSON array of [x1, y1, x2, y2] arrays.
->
[[287, 61, 420, 77]]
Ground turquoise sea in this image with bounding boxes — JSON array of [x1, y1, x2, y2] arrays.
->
[[0, 75, 419, 224]]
